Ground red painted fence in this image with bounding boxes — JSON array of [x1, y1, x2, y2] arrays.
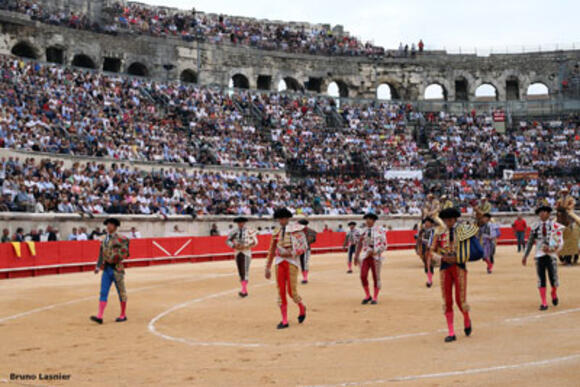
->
[[0, 228, 523, 279]]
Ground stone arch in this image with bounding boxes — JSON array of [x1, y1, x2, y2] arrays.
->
[[454, 77, 469, 101], [420, 79, 451, 101], [521, 76, 555, 100], [325, 80, 348, 98], [376, 82, 400, 100], [424, 84, 447, 100], [230, 73, 250, 89], [45, 46, 64, 64], [497, 70, 522, 101], [180, 69, 198, 83], [505, 75, 520, 101], [11, 41, 39, 59], [526, 82, 550, 99], [71, 53, 96, 69], [472, 81, 500, 101], [127, 62, 148, 77], [452, 71, 476, 101], [282, 76, 303, 92]]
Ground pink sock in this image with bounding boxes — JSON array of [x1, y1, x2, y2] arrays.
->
[[348, 262, 352, 270], [280, 304, 288, 324], [551, 287, 558, 300], [119, 301, 127, 319], [303, 271, 309, 281], [363, 286, 371, 298], [298, 303, 306, 316], [539, 287, 547, 306], [427, 271, 433, 284], [241, 280, 248, 294], [463, 311, 471, 328], [445, 311, 455, 336], [97, 301, 107, 319], [373, 287, 380, 301]]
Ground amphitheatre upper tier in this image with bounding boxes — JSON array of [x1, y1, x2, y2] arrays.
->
[[1, 0, 579, 101]]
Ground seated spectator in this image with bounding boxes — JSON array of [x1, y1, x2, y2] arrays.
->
[[1, 228, 10, 243]]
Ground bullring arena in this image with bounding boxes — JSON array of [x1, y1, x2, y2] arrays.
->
[[2, 244, 580, 386], [1, 0, 580, 386]]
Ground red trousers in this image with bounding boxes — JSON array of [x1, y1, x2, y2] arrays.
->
[[276, 261, 302, 306], [440, 265, 469, 314], [360, 257, 382, 289]]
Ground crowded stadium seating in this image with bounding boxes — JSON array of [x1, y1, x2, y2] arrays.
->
[[1, 0, 385, 57], [0, 54, 579, 217]]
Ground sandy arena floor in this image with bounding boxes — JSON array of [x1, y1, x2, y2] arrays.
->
[[1, 246, 580, 386]]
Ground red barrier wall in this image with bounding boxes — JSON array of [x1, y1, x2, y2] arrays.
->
[[0, 227, 524, 279]]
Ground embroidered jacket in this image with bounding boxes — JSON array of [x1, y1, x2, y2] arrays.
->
[[226, 226, 258, 257], [266, 223, 308, 268], [343, 228, 361, 248], [417, 226, 435, 257], [524, 220, 564, 259], [355, 226, 387, 262], [431, 223, 479, 269], [96, 232, 130, 273]]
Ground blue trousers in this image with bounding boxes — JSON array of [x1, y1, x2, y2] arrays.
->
[[99, 265, 126, 302], [515, 231, 525, 252], [347, 245, 356, 263]]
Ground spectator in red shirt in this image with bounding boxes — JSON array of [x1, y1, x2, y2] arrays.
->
[[512, 215, 528, 252]]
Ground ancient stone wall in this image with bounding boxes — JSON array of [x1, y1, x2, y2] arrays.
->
[[1, 8, 579, 103]]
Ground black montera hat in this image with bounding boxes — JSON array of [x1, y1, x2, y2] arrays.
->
[[103, 218, 121, 227], [273, 208, 293, 219], [535, 205, 552, 215], [422, 217, 435, 224], [439, 208, 461, 219]]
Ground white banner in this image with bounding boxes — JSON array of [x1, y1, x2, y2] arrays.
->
[[384, 170, 423, 180]]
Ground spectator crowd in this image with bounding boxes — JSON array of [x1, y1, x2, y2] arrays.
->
[[1, 0, 388, 57], [0, 55, 578, 217]]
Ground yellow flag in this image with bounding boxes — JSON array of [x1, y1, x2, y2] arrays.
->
[[25, 241, 36, 256], [10, 242, 21, 258]]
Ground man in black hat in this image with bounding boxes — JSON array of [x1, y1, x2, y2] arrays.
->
[[297, 219, 317, 284], [416, 217, 436, 287], [343, 221, 360, 274], [91, 218, 130, 324], [354, 213, 387, 305], [265, 208, 308, 329], [430, 208, 479, 342], [523, 206, 564, 310], [226, 216, 258, 297]]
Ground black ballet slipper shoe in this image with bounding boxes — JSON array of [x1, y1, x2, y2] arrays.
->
[[444, 335, 457, 343], [90, 316, 103, 325], [464, 325, 472, 337], [539, 305, 549, 311], [277, 322, 289, 330], [361, 297, 372, 305], [115, 317, 127, 323], [552, 297, 559, 306], [370, 300, 378, 305]]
